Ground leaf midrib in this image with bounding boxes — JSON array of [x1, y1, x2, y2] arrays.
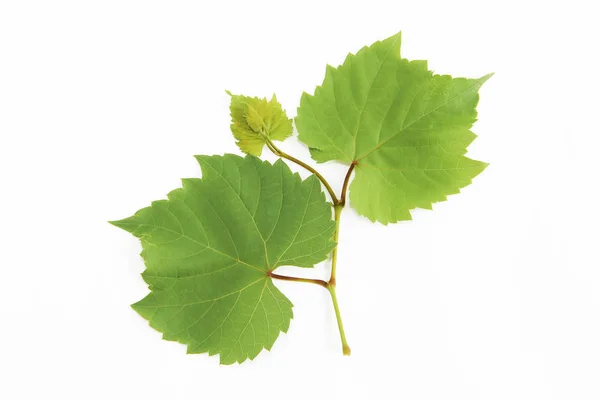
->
[[136, 222, 264, 273], [351, 33, 401, 157], [355, 79, 483, 162]]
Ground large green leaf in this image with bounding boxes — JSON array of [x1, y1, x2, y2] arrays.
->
[[296, 32, 490, 224], [111, 155, 336, 364]]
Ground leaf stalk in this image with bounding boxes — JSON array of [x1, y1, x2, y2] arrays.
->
[[339, 161, 357, 206], [264, 138, 339, 205], [268, 271, 329, 288]]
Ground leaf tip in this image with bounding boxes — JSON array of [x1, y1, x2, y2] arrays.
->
[[478, 73, 495, 86], [218, 355, 238, 366], [381, 30, 402, 53], [108, 218, 133, 231], [130, 300, 145, 316], [194, 154, 208, 165]]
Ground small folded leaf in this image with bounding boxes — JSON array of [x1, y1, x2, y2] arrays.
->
[[296, 32, 491, 224], [111, 154, 336, 364], [227, 92, 293, 156]]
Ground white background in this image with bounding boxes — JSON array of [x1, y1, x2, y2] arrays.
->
[[1, 1, 599, 399]]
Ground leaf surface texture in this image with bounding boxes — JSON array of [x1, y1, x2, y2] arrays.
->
[[111, 155, 335, 364], [296, 32, 490, 223]]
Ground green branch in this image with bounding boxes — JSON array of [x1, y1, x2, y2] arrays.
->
[[266, 150, 355, 356], [327, 203, 351, 355], [265, 139, 340, 205]]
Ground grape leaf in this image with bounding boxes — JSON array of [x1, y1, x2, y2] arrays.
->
[[110, 154, 336, 364], [227, 92, 293, 156], [295, 32, 490, 224]]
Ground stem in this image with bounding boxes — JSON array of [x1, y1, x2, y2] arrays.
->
[[339, 161, 357, 206], [328, 285, 351, 355], [329, 204, 343, 284], [269, 271, 329, 289], [263, 140, 357, 356], [328, 203, 350, 355], [265, 139, 339, 205]]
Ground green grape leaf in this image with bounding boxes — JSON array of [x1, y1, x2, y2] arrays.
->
[[110, 154, 336, 364], [296, 32, 491, 224], [227, 91, 293, 156]]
